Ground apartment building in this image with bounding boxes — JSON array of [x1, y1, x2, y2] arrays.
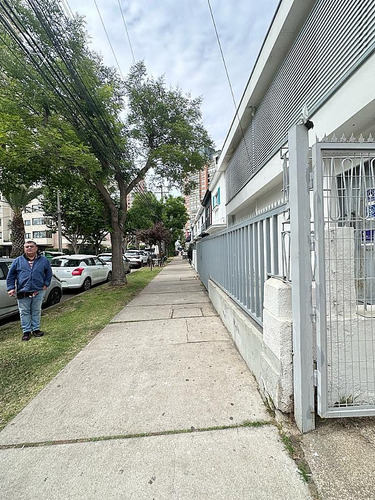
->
[[0, 196, 63, 255], [0, 183, 147, 255], [184, 152, 219, 240]]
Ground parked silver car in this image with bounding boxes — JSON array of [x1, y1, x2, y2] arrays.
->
[[0, 257, 62, 320], [97, 253, 131, 274]]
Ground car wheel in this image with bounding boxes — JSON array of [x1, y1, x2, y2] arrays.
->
[[107, 271, 113, 282], [45, 287, 62, 307], [82, 278, 91, 291]]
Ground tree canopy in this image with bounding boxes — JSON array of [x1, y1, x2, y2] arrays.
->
[[126, 193, 188, 254], [162, 196, 188, 247], [41, 180, 111, 254], [136, 223, 171, 256], [125, 192, 163, 238], [0, 0, 213, 282]]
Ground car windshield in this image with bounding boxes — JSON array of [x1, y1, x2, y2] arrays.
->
[[99, 256, 112, 262]]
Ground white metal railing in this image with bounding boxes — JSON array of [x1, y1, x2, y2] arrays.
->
[[196, 203, 289, 326]]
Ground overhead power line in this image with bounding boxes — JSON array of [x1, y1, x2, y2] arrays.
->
[[0, 0, 159, 208], [117, 0, 136, 64], [0, 0, 125, 166], [28, 0, 122, 149], [64, 0, 136, 71], [60, 0, 74, 18], [207, 0, 252, 163], [93, 0, 124, 77]]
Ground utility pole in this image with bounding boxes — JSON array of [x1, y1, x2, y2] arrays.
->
[[57, 190, 62, 252]]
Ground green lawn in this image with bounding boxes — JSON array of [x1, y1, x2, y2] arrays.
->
[[0, 266, 163, 430]]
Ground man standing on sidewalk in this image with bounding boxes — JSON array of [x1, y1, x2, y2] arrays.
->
[[6, 240, 52, 341]]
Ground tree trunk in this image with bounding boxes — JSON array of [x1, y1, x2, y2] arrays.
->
[[93, 177, 127, 285], [110, 218, 127, 286], [10, 214, 25, 257], [70, 236, 80, 254]]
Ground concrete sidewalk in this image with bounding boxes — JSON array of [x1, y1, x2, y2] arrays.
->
[[0, 258, 311, 499]]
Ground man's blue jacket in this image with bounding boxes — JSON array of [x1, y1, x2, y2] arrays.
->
[[6, 254, 53, 293]]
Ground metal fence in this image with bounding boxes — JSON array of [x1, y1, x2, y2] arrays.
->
[[314, 141, 375, 417], [196, 203, 289, 326]]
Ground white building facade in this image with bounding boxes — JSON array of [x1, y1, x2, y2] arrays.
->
[[0, 196, 58, 254], [195, 0, 375, 431]]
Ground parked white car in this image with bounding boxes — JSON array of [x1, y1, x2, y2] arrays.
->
[[0, 258, 62, 320], [97, 253, 131, 274], [50, 255, 112, 291], [124, 250, 144, 268], [138, 250, 150, 265]]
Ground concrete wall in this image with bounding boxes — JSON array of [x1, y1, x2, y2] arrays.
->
[[208, 277, 294, 414]]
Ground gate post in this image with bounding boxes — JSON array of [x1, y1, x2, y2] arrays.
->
[[288, 124, 315, 432]]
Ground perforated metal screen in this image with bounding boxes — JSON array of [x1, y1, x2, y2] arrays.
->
[[227, 0, 375, 202]]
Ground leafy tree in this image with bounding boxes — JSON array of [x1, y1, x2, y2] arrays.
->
[[162, 196, 188, 253], [0, 75, 48, 191], [41, 181, 111, 254], [3, 185, 43, 257], [0, 1, 213, 285], [125, 194, 187, 254], [125, 192, 163, 239], [136, 223, 171, 258]]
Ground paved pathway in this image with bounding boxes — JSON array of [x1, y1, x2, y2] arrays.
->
[[0, 258, 311, 499]]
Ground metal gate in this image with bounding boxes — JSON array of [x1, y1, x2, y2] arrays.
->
[[313, 139, 375, 417]]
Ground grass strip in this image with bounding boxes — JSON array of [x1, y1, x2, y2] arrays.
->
[[0, 266, 162, 431], [0, 420, 272, 450], [279, 429, 314, 484]]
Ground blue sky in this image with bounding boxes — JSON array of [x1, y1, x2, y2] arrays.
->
[[65, 0, 279, 150]]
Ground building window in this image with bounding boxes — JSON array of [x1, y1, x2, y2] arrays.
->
[[24, 220, 31, 226], [25, 233, 31, 239], [32, 204, 42, 212], [212, 187, 221, 208], [33, 231, 52, 239], [32, 218, 46, 225]]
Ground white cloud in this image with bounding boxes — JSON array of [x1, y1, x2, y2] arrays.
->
[[67, 0, 279, 149]]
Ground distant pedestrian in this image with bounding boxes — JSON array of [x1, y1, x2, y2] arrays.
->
[[187, 244, 193, 265], [7, 240, 52, 341], [148, 252, 154, 269]]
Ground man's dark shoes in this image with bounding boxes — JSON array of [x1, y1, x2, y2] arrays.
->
[[33, 330, 44, 337], [22, 332, 31, 341]]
